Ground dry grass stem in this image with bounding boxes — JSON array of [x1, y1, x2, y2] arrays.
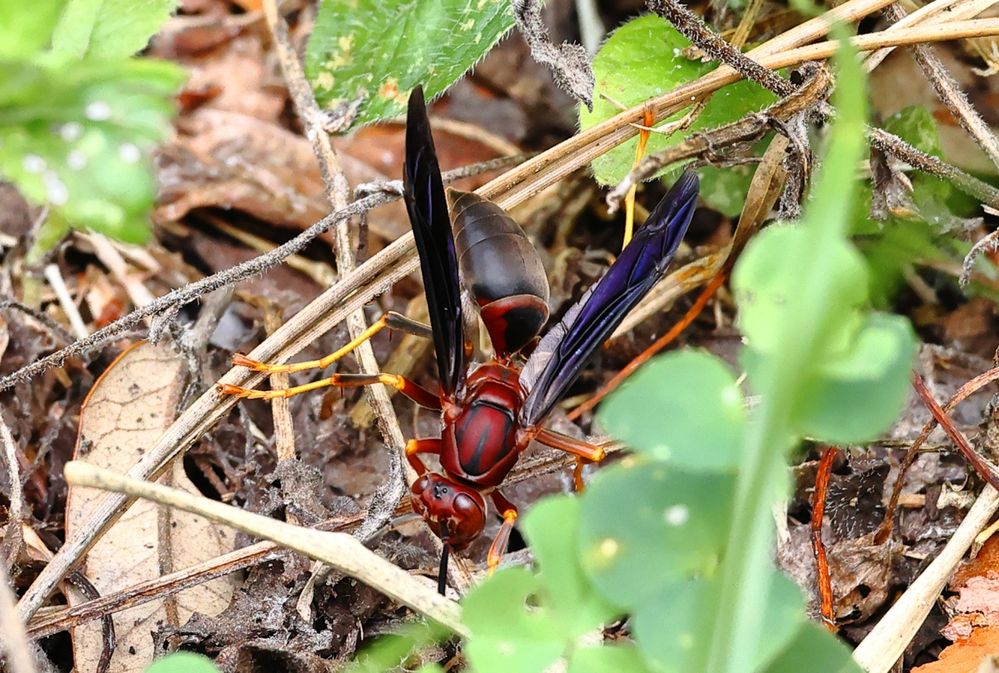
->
[[62, 462, 467, 636]]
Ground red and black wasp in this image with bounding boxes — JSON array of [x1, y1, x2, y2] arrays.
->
[[221, 86, 699, 592]]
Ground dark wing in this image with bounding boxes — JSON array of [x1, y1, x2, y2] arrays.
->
[[403, 86, 466, 396], [519, 170, 699, 426]]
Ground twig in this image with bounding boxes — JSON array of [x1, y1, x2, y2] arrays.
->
[[912, 372, 999, 491], [869, 128, 999, 208], [513, 0, 595, 109], [854, 485, 999, 673], [863, 0, 999, 71], [0, 417, 23, 568], [262, 0, 408, 544], [25, 440, 616, 639], [877, 365, 999, 543], [62, 461, 466, 636], [42, 264, 87, 340], [884, 3, 999, 171], [961, 228, 999, 287], [0, 562, 34, 673], [648, 0, 999, 211], [649, 0, 794, 97], [606, 65, 831, 209], [87, 233, 156, 308], [0, 300, 74, 345]]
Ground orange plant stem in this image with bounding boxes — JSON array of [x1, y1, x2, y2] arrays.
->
[[811, 446, 838, 631]]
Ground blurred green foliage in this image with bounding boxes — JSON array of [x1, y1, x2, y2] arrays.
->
[[0, 0, 183, 256]]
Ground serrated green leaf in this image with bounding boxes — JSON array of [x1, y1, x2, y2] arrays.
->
[[578, 14, 775, 186], [568, 644, 654, 673], [51, 0, 178, 60], [762, 623, 863, 673], [578, 461, 734, 609], [0, 58, 184, 246], [145, 652, 220, 673], [598, 350, 745, 470], [463, 568, 564, 673], [521, 496, 619, 635], [794, 313, 916, 442], [305, 0, 513, 130], [0, 1, 67, 59]]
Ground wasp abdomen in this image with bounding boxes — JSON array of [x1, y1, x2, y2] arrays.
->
[[448, 189, 550, 355]]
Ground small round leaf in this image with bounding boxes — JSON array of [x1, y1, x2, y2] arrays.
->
[[577, 461, 734, 609], [598, 350, 745, 470]]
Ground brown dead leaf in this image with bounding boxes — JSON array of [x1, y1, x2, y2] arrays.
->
[[67, 342, 236, 673], [156, 109, 411, 242], [940, 536, 999, 641], [913, 626, 999, 673]]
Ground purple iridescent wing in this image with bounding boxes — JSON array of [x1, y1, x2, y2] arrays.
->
[[519, 170, 699, 426], [403, 86, 465, 396]]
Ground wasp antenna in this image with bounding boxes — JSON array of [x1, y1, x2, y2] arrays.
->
[[437, 520, 451, 596]]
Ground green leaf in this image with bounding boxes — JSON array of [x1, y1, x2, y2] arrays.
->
[[51, 0, 178, 60], [305, 0, 514, 130], [0, 1, 68, 59], [577, 461, 735, 609], [632, 572, 803, 673], [699, 162, 758, 218], [345, 621, 447, 673], [794, 313, 916, 442], [568, 643, 654, 673], [145, 653, 220, 673], [763, 623, 863, 673], [0, 58, 184, 247], [733, 225, 869, 357], [521, 496, 619, 635], [883, 105, 941, 156], [578, 14, 775, 186], [598, 350, 745, 470], [463, 568, 565, 673]]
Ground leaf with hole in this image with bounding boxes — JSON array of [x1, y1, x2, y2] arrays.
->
[[463, 568, 565, 673], [305, 0, 513, 130], [521, 496, 619, 635]]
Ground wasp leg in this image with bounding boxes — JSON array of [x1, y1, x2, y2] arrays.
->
[[405, 438, 441, 476], [533, 428, 607, 492], [219, 372, 441, 410], [231, 311, 433, 375], [486, 491, 519, 574]]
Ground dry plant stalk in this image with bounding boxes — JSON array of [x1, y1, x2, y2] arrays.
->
[[63, 462, 467, 636]]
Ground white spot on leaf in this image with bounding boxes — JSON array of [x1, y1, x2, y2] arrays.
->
[[23, 154, 46, 174], [60, 122, 84, 141], [43, 171, 68, 205], [85, 101, 112, 121], [664, 504, 689, 526], [118, 143, 141, 164]]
